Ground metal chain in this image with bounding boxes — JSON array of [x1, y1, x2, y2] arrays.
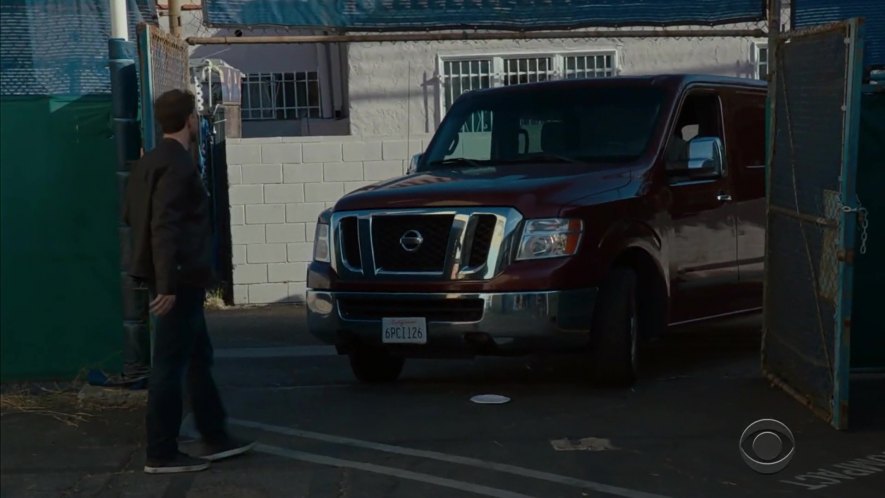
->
[[841, 198, 870, 255]]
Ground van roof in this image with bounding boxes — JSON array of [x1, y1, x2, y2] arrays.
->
[[465, 74, 766, 98]]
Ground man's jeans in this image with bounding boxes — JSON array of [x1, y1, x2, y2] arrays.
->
[[146, 286, 227, 459]]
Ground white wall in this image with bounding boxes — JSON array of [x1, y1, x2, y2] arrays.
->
[[225, 135, 431, 304]]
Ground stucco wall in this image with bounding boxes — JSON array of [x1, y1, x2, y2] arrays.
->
[[347, 35, 764, 137]]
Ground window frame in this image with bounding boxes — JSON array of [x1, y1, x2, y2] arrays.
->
[[437, 48, 620, 117], [752, 40, 769, 81]]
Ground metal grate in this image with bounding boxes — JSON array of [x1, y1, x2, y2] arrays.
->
[[339, 297, 484, 322], [442, 59, 492, 111], [372, 215, 454, 273], [502, 57, 554, 85], [339, 217, 362, 269], [467, 215, 498, 268], [241, 71, 321, 120], [563, 54, 615, 79]]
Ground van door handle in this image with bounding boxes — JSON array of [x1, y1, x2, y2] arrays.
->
[[717, 193, 733, 202]]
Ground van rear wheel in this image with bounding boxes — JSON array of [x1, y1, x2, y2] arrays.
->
[[349, 348, 405, 383], [590, 266, 639, 386]]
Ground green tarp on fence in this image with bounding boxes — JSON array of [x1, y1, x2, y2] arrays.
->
[[1, 96, 122, 380]]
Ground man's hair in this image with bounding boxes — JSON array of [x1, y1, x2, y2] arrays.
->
[[154, 89, 195, 134]]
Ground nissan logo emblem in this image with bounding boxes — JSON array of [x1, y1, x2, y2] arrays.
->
[[399, 230, 424, 253]]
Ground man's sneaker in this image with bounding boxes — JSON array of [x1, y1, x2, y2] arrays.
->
[[190, 437, 255, 462], [144, 452, 211, 474]]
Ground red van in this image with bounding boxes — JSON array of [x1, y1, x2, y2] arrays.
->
[[307, 74, 767, 385]]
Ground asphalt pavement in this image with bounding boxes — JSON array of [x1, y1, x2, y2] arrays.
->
[[2, 305, 884, 498]]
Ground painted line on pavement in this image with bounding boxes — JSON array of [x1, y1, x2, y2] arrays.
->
[[231, 418, 670, 498], [255, 443, 535, 498], [215, 346, 337, 359]]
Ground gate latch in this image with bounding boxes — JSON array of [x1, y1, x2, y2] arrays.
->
[[841, 197, 870, 255]]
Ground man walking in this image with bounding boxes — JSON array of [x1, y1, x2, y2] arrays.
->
[[124, 89, 252, 474]]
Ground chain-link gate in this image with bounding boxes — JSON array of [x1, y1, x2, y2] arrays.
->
[[136, 23, 190, 151], [763, 19, 865, 430], [132, 23, 192, 368]]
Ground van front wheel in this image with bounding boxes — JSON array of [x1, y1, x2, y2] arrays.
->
[[590, 266, 639, 386]]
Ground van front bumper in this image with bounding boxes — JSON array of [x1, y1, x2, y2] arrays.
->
[[305, 288, 597, 356]]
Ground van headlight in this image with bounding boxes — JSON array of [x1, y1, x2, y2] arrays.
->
[[313, 223, 331, 263], [516, 218, 583, 261]]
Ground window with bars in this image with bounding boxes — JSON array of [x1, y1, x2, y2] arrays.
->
[[241, 72, 322, 121], [441, 52, 617, 115], [563, 54, 615, 79], [755, 44, 769, 80]]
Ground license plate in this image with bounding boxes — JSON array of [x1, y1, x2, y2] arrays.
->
[[382, 317, 427, 344]]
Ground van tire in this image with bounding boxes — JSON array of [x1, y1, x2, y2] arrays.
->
[[590, 266, 639, 386], [349, 349, 405, 383]]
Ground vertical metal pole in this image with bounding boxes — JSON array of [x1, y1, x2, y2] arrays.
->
[[109, 0, 128, 41], [169, 0, 182, 38], [761, 0, 782, 384], [832, 18, 866, 431], [767, 0, 781, 81], [110, 0, 151, 382]]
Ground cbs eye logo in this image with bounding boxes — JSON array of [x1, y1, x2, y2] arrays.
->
[[739, 419, 796, 474]]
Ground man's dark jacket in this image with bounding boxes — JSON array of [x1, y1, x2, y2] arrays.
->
[[124, 138, 213, 294]]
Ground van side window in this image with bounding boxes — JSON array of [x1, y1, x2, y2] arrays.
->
[[666, 92, 725, 177]]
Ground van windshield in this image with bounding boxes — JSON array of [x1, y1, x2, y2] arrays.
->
[[422, 86, 665, 170]]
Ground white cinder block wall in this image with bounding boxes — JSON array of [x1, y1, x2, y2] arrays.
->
[[226, 136, 432, 305]]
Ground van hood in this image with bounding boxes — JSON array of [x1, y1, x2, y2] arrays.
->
[[334, 163, 633, 217]]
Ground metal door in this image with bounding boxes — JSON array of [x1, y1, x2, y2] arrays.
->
[[763, 19, 865, 430]]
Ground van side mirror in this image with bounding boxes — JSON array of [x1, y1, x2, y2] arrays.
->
[[678, 137, 724, 178], [408, 153, 423, 174]]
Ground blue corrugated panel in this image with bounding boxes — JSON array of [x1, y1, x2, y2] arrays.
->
[[0, 0, 157, 97], [794, 0, 885, 68], [203, 0, 765, 30]]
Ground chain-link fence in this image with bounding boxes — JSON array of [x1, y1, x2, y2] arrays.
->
[[763, 21, 859, 428], [136, 23, 191, 151]]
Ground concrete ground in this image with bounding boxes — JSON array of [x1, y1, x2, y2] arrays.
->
[[2, 305, 884, 498]]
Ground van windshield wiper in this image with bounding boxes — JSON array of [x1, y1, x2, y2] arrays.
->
[[426, 157, 485, 169]]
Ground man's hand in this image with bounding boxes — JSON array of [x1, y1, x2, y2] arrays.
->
[[150, 294, 177, 316]]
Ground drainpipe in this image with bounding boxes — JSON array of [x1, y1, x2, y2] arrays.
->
[[109, 0, 151, 381]]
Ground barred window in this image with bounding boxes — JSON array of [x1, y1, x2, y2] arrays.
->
[[441, 51, 618, 114], [241, 72, 321, 121], [563, 54, 615, 79]]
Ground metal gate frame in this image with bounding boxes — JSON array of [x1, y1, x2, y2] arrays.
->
[[763, 18, 866, 431]]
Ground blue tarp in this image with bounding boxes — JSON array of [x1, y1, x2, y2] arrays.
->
[[202, 0, 765, 30], [0, 0, 157, 96], [794, 0, 885, 68]]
